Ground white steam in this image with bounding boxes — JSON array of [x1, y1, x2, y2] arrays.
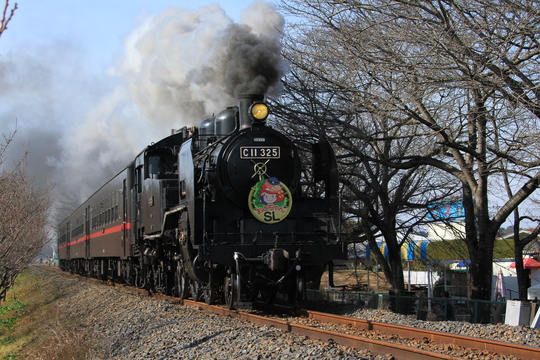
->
[[41, 0, 286, 201], [117, 1, 285, 127]]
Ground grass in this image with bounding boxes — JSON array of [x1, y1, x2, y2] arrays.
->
[[0, 267, 99, 360]]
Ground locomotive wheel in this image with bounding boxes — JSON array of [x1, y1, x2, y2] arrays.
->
[[203, 285, 218, 305], [259, 288, 277, 305], [190, 280, 203, 302], [297, 271, 306, 301], [285, 279, 300, 307], [286, 272, 306, 307], [154, 264, 166, 294], [224, 268, 237, 310], [175, 263, 190, 299], [134, 267, 146, 289]]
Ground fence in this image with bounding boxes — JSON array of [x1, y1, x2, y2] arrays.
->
[[306, 289, 508, 324]]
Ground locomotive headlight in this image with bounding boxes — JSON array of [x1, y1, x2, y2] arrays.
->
[[250, 102, 269, 123]]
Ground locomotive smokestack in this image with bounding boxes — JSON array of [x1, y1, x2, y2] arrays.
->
[[238, 94, 265, 130]]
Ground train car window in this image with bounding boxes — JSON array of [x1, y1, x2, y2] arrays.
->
[[58, 226, 67, 244], [71, 214, 85, 238], [135, 165, 143, 193], [115, 189, 120, 219], [146, 151, 176, 179], [92, 204, 97, 229], [107, 194, 112, 223], [147, 155, 163, 178]]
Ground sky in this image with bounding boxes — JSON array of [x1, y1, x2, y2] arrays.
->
[[0, 0, 286, 205]]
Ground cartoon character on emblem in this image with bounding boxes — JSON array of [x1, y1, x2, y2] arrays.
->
[[249, 176, 292, 224], [259, 177, 285, 205]]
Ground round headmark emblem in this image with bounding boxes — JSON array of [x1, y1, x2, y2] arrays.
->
[[248, 177, 292, 223]]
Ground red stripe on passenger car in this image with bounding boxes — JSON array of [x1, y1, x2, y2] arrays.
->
[[57, 223, 131, 249]]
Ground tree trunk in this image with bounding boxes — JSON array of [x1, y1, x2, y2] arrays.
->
[[382, 226, 406, 294]]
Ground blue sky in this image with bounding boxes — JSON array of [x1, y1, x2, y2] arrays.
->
[[0, 0, 282, 201], [1, 1, 256, 71]]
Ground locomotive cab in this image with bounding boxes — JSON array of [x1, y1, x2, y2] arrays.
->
[[132, 130, 189, 278]]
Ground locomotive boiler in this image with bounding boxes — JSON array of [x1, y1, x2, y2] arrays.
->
[[58, 94, 344, 309]]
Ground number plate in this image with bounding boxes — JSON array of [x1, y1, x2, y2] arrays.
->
[[240, 146, 280, 159]]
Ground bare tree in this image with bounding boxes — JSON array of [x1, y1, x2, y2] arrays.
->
[[0, 1, 47, 301], [0, 130, 52, 301], [271, 44, 459, 294], [0, 0, 16, 38], [280, 0, 540, 315]]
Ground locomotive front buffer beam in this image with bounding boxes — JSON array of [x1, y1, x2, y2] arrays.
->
[[234, 248, 303, 283], [228, 248, 307, 309]]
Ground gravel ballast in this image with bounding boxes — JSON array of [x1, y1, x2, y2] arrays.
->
[[35, 267, 540, 359], [39, 268, 375, 359]]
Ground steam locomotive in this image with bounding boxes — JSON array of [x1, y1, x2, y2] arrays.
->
[[57, 94, 344, 309]]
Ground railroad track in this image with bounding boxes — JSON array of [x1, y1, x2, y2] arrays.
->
[[42, 266, 538, 360], [187, 300, 538, 360], [297, 309, 537, 359]]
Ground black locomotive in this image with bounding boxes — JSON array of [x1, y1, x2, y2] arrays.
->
[[58, 94, 344, 309]]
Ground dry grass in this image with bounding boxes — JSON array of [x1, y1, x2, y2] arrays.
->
[[0, 268, 99, 360], [320, 268, 391, 292]]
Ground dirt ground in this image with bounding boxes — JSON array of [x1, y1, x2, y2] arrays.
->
[[319, 268, 391, 292]]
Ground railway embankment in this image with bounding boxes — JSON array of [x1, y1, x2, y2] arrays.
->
[[2, 266, 539, 359], [0, 267, 95, 359], [1, 267, 375, 359]]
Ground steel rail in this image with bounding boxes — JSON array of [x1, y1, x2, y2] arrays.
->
[[186, 300, 461, 360], [298, 309, 540, 360]]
